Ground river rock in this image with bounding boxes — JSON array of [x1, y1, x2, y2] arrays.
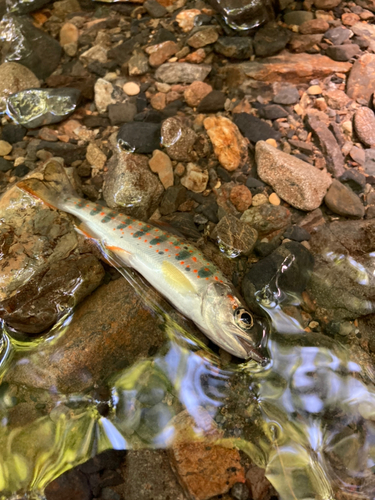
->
[[6, 88, 81, 129], [326, 44, 361, 62], [273, 84, 300, 105], [197, 90, 226, 113], [256, 141, 332, 211], [299, 19, 330, 34], [306, 114, 345, 177], [187, 27, 219, 48], [241, 203, 291, 238], [94, 78, 114, 114], [147, 41, 178, 67], [324, 180, 365, 218], [184, 81, 213, 107], [346, 54, 375, 105], [103, 152, 164, 220], [0, 62, 39, 112], [180, 163, 209, 193], [314, 0, 341, 8], [211, 214, 258, 256], [118, 122, 161, 154], [214, 37, 253, 59], [0, 163, 104, 334], [155, 63, 212, 84], [351, 22, 375, 52], [253, 23, 291, 57], [233, 113, 281, 143], [161, 117, 197, 161], [324, 27, 351, 45], [354, 107, 375, 147], [149, 150, 174, 189], [203, 116, 248, 171]]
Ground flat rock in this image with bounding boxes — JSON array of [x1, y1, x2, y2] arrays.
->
[[155, 63, 212, 83], [94, 78, 114, 114], [203, 116, 248, 171], [108, 102, 137, 126], [233, 113, 281, 143], [354, 107, 375, 147], [256, 141, 332, 211], [307, 114, 345, 177], [324, 27, 351, 45], [0, 62, 39, 112], [284, 10, 314, 25], [237, 53, 351, 83], [187, 27, 219, 48], [214, 37, 253, 59], [325, 179, 365, 218], [288, 34, 323, 53], [299, 18, 330, 34], [253, 23, 291, 57], [241, 203, 291, 238], [197, 90, 226, 113], [314, 0, 341, 8], [103, 152, 164, 220], [161, 117, 197, 161], [180, 163, 209, 193], [259, 104, 289, 119], [118, 122, 161, 154], [351, 22, 375, 52], [211, 214, 258, 256], [346, 53, 375, 105], [184, 81, 212, 107], [326, 43, 360, 61], [364, 149, 375, 175], [273, 83, 300, 104]]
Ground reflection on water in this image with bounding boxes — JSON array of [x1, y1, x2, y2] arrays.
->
[[1, 253, 375, 500]]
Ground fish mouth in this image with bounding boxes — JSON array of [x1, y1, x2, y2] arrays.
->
[[235, 336, 269, 366]]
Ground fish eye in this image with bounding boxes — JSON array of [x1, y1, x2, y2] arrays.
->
[[234, 308, 254, 330]]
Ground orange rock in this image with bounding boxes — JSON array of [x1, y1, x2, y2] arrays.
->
[[341, 12, 360, 26], [147, 41, 178, 67], [232, 98, 252, 114], [176, 9, 201, 32], [184, 48, 206, 64], [184, 81, 212, 107], [204, 116, 248, 171], [246, 464, 274, 500], [169, 409, 245, 500], [230, 185, 252, 212], [149, 150, 174, 189], [150, 92, 166, 110], [60, 22, 79, 46]]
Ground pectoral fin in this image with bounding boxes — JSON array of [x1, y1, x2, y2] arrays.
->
[[161, 261, 197, 295]]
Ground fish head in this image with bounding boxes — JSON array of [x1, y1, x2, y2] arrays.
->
[[201, 281, 268, 365]]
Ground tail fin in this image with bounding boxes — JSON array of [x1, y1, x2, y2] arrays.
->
[[17, 159, 75, 211]]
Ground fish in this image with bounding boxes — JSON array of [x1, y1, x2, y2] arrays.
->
[[17, 160, 268, 364]]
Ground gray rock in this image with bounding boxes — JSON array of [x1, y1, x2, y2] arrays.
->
[[206, 0, 275, 31], [103, 152, 164, 220], [161, 117, 197, 161], [346, 54, 375, 105], [144, 0, 167, 17], [324, 180, 365, 218], [233, 113, 281, 143], [259, 104, 288, 120], [155, 63, 212, 84], [0, 62, 39, 112], [211, 214, 258, 257], [256, 141, 332, 211], [307, 114, 345, 177], [117, 122, 161, 154], [284, 10, 314, 25], [159, 185, 186, 215], [354, 107, 375, 147], [351, 22, 375, 52], [326, 44, 361, 62], [6, 0, 50, 14], [214, 37, 253, 59], [364, 149, 375, 175], [253, 22, 291, 57], [241, 203, 291, 237], [273, 84, 300, 105], [1, 15, 62, 80], [128, 52, 150, 76], [324, 27, 351, 45], [108, 102, 137, 126], [6, 88, 80, 129]]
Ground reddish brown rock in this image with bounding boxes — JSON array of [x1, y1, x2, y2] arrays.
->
[[146, 41, 178, 67], [203, 116, 248, 171], [324, 89, 352, 110], [325, 180, 365, 218], [150, 92, 166, 110], [236, 53, 351, 84], [230, 184, 253, 212], [149, 149, 174, 189], [187, 27, 219, 49], [169, 409, 245, 500], [184, 81, 213, 107], [354, 107, 375, 147], [288, 34, 323, 53], [314, 0, 341, 8], [341, 12, 360, 25], [299, 18, 330, 34], [176, 9, 201, 32], [246, 465, 274, 500], [346, 54, 375, 105], [184, 49, 206, 64]]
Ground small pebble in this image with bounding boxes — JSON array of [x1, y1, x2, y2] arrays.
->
[[307, 85, 323, 95], [265, 138, 277, 148], [252, 193, 268, 206], [123, 82, 140, 96], [0, 140, 12, 156], [269, 193, 281, 205]]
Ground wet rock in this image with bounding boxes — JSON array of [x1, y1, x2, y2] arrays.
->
[[180, 163, 209, 193], [314, 0, 341, 8], [364, 149, 375, 175], [123, 82, 140, 97], [169, 410, 245, 500], [0, 158, 12, 172], [214, 37, 253, 59], [147, 41, 178, 68], [246, 466, 274, 500], [86, 143, 107, 170], [0, 141, 12, 156], [242, 241, 314, 314], [107, 38, 138, 66], [197, 90, 226, 113], [6, 88, 80, 129], [149, 149, 174, 189], [346, 54, 375, 105], [144, 0, 167, 17], [351, 21, 375, 52], [256, 141, 332, 211], [103, 152, 164, 220], [204, 116, 248, 171], [324, 26, 351, 45], [284, 225, 311, 241], [159, 185, 187, 215], [211, 214, 257, 256], [1, 123, 27, 144], [94, 78, 114, 114], [108, 102, 137, 126], [155, 63, 212, 84], [284, 10, 314, 25], [241, 203, 291, 238], [340, 169, 366, 193], [36, 142, 86, 165], [230, 184, 252, 212], [288, 34, 323, 53], [299, 18, 330, 34], [128, 52, 150, 76], [1, 15, 61, 80], [259, 104, 289, 120], [207, 0, 275, 31], [187, 27, 219, 48], [236, 54, 351, 84], [324, 179, 365, 218], [307, 220, 375, 322], [273, 84, 300, 105], [0, 62, 39, 112], [233, 113, 281, 143], [6, 0, 50, 14], [354, 107, 375, 147], [253, 23, 291, 57], [161, 117, 197, 161], [60, 22, 79, 48], [307, 114, 345, 177], [118, 122, 161, 154], [184, 81, 213, 107], [326, 44, 360, 61], [45, 469, 92, 500], [176, 9, 201, 32]]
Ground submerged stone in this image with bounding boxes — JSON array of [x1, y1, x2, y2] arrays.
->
[[0, 62, 39, 113], [6, 0, 51, 14], [207, 0, 277, 30], [6, 88, 81, 129]]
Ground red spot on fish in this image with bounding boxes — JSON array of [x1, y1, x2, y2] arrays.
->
[[192, 257, 197, 262], [146, 233, 150, 236], [86, 204, 90, 207], [138, 237, 141, 240], [193, 270, 197, 273], [180, 261, 185, 265], [165, 249, 168, 252], [204, 267, 209, 271], [128, 226, 132, 229], [206, 277, 209, 280], [139, 223, 142, 226], [144, 240, 147, 243], [100, 212, 105, 216], [149, 245, 152, 248], [157, 242, 160, 245], [131, 233, 133, 235], [113, 228, 116, 231], [175, 246, 180, 249], [147, 225, 150, 228], [186, 265, 190, 268], [215, 276, 218, 281], [189, 250, 193, 253]]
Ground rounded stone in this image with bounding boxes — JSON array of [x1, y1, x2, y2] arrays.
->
[[0, 141, 12, 157], [252, 193, 268, 206], [354, 107, 375, 147], [230, 185, 252, 212], [269, 193, 281, 205], [123, 82, 140, 96], [307, 85, 323, 95], [0, 62, 39, 112]]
